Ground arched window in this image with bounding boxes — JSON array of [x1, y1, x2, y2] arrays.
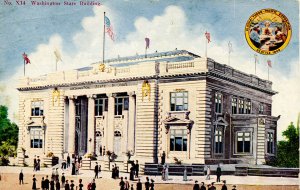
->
[[114, 131, 122, 137]]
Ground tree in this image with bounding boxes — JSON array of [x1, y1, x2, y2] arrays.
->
[[0, 105, 19, 165], [275, 121, 299, 168]]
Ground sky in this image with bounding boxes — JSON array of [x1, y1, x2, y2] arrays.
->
[[0, 0, 299, 140]]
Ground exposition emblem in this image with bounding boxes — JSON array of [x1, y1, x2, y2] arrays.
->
[[245, 8, 292, 55]]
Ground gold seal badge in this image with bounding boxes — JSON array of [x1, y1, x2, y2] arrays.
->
[[245, 8, 292, 55]]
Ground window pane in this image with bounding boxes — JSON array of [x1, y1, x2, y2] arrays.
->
[[176, 98, 183, 105], [171, 98, 175, 104], [170, 104, 175, 111], [177, 92, 183, 97], [176, 105, 183, 111], [244, 141, 250, 152], [124, 98, 129, 110], [170, 139, 174, 151], [237, 141, 243, 152], [171, 93, 175, 97], [183, 139, 187, 151], [175, 137, 182, 151]]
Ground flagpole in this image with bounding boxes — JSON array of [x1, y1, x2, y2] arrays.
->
[[205, 37, 207, 58], [255, 56, 257, 75], [103, 12, 106, 64]]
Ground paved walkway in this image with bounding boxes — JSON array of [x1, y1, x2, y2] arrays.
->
[[0, 166, 299, 186]]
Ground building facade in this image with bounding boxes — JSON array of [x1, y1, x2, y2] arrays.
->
[[17, 50, 279, 166]]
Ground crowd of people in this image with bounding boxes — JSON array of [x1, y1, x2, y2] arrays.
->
[[193, 180, 237, 190]]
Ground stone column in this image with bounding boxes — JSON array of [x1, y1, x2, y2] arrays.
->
[[106, 93, 115, 152], [87, 94, 96, 154], [68, 96, 76, 155], [128, 92, 136, 152]]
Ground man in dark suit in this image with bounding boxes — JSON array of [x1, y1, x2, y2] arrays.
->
[[216, 164, 222, 182], [145, 177, 150, 190], [135, 160, 139, 178], [221, 180, 227, 190], [67, 154, 70, 168], [200, 182, 206, 190], [161, 151, 166, 165], [193, 180, 200, 190], [44, 175, 50, 190], [19, 170, 24, 185], [136, 179, 142, 190], [94, 162, 99, 179]]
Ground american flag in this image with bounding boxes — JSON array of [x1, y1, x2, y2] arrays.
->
[[267, 59, 272, 68], [205, 31, 211, 43], [145, 38, 150, 49], [104, 15, 114, 41], [22, 52, 30, 64]]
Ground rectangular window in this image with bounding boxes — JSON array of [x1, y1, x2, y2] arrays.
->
[[31, 101, 44, 116], [170, 129, 187, 151], [114, 97, 129, 116], [238, 99, 244, 114], [245, 100, 251, 114], [267, 132, 274, 154], [215, 92, 222, 113], [215, 128, 223, 154], [170, 92, 188, 111], [236, 132, 251, 153], [259, 103, 264, 114], [231, 97, 237, 114], [30, 128, 43, 148], [95, 98, 107, 116]]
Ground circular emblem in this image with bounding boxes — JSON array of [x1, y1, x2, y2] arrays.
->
[[245, 8, 292, 55]]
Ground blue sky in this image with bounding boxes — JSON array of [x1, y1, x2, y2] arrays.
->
[[0, 0, 299, 138]]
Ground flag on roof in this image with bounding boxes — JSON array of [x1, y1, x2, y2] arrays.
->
[[104, 15, 114, 41], [267, 59, 272, 68], [145, 38, 150, 49], [54, 49, 62, 63], [22, 52, 30, 64], [205, 31, 211, 43]]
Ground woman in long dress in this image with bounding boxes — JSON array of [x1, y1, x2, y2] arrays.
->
[[32, 175, 37, 190], [165, 164, 169, 181]]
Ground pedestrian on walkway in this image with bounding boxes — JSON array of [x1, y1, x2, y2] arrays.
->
[[32, 174, 37, 190], [161, 151, 166, 165], [130, 184, 134, 190], [65, 180, 70, 190], [50, 177, 55, 190], [193, 180, 200, 190], [200, 182, 206, 190], [51, 169, 55, 180], [135, 160, 139, 178], [130, 164, 135, 181], [37, 156, 41, 171], [55, 168, 59, 181], [232, 185, 237, 190], [125, 177, 130, 190], [94, 162, 99, 179], [19, 170, 24, 185], [210, 182, 216, 190], [67, 154, 70, 168], [136, 178, 142, 190], [119, 177, 125, 190], [150, 179, 155, 190], [98, 164, 101, 177], [145, 177, 150, 190], [41, 177, 45, 190], [61, 173, 65, 187], [221, 180, 227, 190], [45, 175, 50, 190], [78, 179, 83, 190], [55, 179, 60, 190], [72, 162, 76, 175], [216, 164, 222, 183], [70, 180, 75, 190], [206, 166, 210, 180]]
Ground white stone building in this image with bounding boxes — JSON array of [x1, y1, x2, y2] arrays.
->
[[17, 50, 279, 167]]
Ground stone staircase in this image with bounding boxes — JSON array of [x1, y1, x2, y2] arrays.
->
[[144, 163, 205, 176]]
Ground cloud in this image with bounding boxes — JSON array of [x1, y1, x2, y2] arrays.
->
[[1, 5, 299, 140]]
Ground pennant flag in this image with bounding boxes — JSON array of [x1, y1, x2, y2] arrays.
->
[[254, 54, 259, 64], [205, 31, 211, 43], [228, 41, 233, 53], [267, 59, 272, 68], [54, 49, 62, 63], [104, 15, 115, 41], [22, 52, 30, 64], [145, 38, 150, 49]]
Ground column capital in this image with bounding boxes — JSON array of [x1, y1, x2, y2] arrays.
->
[[68, 95, 77, 100], [87, 94, 97, 99], [106, 93, 117, 98], [128, 91, 136, 97]]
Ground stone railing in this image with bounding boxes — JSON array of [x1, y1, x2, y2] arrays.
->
[[207, 60, 272, 91], [115, 67, 130, 74], [167, 61, 194, 70]]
